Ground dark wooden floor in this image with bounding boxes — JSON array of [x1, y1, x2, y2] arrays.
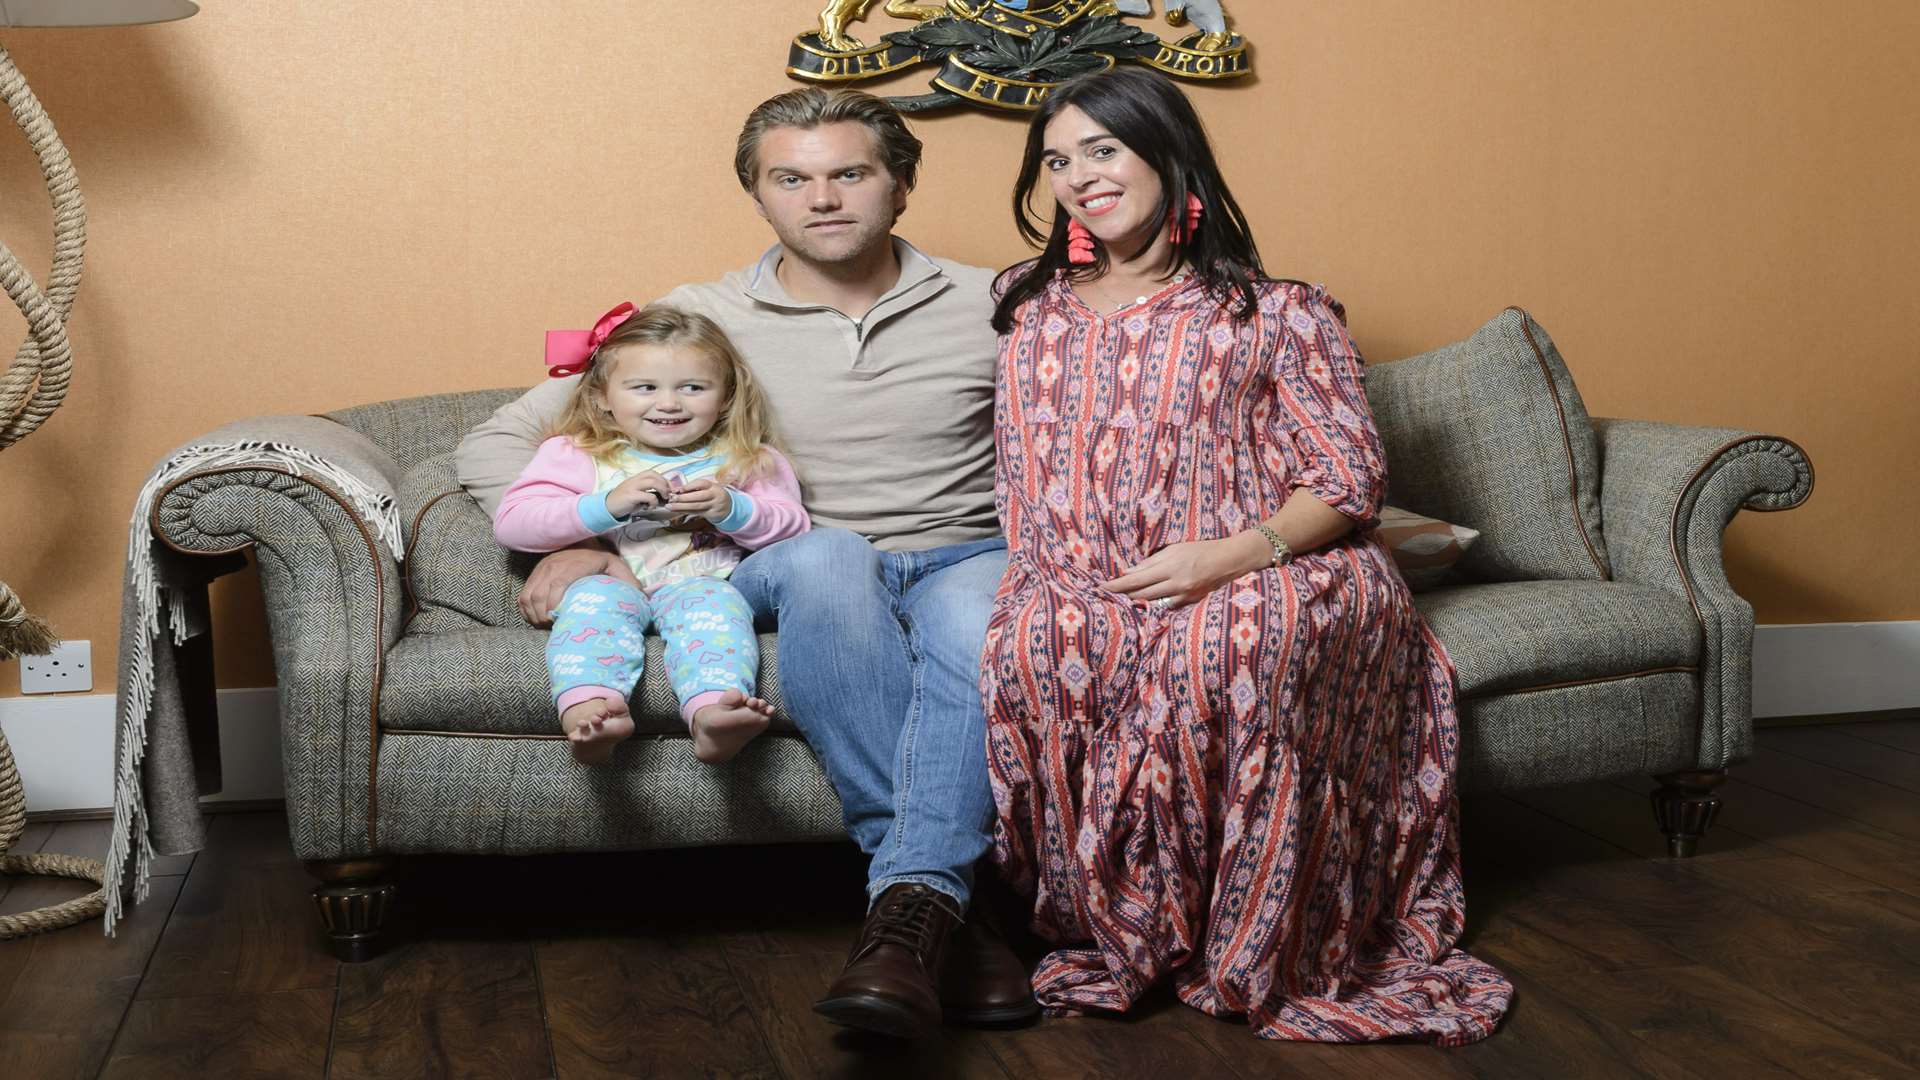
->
[[4, 720, 1919, 1078]]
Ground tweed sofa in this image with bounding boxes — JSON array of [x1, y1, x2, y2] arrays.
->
[[147, 306, 1811, 960]]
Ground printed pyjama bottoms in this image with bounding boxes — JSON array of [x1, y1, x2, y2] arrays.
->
[[547, 574, 757, 724]]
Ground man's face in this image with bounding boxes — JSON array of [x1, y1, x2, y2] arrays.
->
[[750, 122, 907, 269]]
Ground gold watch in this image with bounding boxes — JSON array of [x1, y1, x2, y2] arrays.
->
[[1252, 524, 1292, 567]]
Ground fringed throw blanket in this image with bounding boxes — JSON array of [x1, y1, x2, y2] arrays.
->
[[105, 419, 403, 933]]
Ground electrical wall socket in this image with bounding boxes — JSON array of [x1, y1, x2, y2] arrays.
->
[[20, 639, 93, 694]]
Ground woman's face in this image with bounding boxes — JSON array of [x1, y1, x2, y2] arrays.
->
[[1041, 105, 1165, 253]]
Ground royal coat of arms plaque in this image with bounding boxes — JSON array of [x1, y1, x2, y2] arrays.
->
[[787, 0, 1249, 113]]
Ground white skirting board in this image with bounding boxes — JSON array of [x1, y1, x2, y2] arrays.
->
[[0, 687, 282, 815], [1752, 621, 1920, 719], [2, 622, 1917, 812]]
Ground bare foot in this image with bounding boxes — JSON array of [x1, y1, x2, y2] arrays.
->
[[690, 690, 773, 764], [561, 697, 634, 765]]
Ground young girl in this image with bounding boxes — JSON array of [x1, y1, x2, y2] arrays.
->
[[494, 302, 809, 765]]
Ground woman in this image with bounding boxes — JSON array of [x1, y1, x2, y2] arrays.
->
[[980, 68, 1512, 1044]]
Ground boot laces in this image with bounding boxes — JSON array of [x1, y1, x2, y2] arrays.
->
[[867, 887, 951, 956]]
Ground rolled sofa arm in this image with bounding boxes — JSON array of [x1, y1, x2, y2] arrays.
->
[[1593, 418, 1814, 767], [147, 415, 406, 859]]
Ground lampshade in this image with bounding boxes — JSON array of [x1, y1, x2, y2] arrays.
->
[[0, 0, 197, 26]]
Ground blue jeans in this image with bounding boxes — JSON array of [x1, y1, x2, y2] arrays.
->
[[732, 528, 1007, 910]]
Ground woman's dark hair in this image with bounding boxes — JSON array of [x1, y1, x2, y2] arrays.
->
[[991, 67, 1267, 333]]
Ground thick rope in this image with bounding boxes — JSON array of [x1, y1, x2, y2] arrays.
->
[[0, 40, 86, 449], [0, 853, 108, 937], [0, 580, 56, 659], [0, 38, 84, 659], [0, 725, 22, 852], [0, 728, 108, 939], [0, 39, 101, 939]]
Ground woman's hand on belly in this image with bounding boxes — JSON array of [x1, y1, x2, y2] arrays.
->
[[1101, 532, 1273, 610]]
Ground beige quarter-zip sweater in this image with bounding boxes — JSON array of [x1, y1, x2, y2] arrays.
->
[[455, 238, 1001, 552]]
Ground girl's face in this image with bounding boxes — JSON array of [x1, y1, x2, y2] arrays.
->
[[1041, 105, 1166, 254], [594, 343, 730, 451]]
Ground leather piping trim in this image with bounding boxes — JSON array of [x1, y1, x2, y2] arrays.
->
[[1664, 432, 1815, 765], [1464, 665, 1697, 699], [1664, 432, 1819, 643], [1511, 307, 1610, 580], [1745, 433, 1815, 513], [401, 488, 467, 628], [149, 464, 390, 852]]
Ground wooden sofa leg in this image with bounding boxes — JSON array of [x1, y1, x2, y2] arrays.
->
[[1650, 769, 1726, 858], [306, 858, 396, 962]]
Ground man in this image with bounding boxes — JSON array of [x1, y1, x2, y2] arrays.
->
[[455, 87, 1031, 1039]]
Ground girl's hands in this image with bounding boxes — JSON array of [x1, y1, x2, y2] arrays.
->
[[607, 471, 673, 519], [607, 473, 732, 526], [666, 478, 733, 524], [1101, 533, 1272, 610]]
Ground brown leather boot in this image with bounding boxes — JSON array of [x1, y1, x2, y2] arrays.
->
[[813, 883, 960, 1039], [940, 907, 1040, 1025]]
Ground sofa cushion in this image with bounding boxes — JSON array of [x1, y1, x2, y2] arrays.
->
[[1412, 580, 1698, 696], [380, 624, 796, 736], [1457, 671, 1700, 791], [1376, 505, 1478, 591], [399, 452, 535, 633], [326, 388, 527, 474], [373, 733, 846, 854], [1367, 308, 1611, 583]]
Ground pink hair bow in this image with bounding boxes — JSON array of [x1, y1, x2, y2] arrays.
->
[[545, 301, 637, 378]]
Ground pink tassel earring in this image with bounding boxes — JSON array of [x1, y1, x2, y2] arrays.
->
[[1170, 192, 1204, 243], [1066, 217, 1098, 265]]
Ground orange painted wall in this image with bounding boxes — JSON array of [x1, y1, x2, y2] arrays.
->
[[2, 1, 1915, 695]]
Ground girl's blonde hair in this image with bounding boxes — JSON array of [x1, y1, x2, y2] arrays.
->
[[551, 304, 777, 484]]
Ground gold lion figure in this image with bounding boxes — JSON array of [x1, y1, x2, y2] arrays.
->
[[818, 0, 950, 51]]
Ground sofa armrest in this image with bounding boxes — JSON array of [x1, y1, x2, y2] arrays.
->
[[147, 415, 405, 859], [1593, 417, 1814, 766]]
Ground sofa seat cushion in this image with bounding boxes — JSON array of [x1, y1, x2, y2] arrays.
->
[[1368, 308, 1611, 583], [1413, 580, 1699, 697], [380, 625, 796, 736], [1457, 671, 1699, 791], [373, 732, 845, 854]]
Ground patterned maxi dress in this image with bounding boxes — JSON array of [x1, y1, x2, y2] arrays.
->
[[981, 274, 1513, 1044]]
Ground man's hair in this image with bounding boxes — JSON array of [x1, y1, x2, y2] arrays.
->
[[734, 87, 923, 194]]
